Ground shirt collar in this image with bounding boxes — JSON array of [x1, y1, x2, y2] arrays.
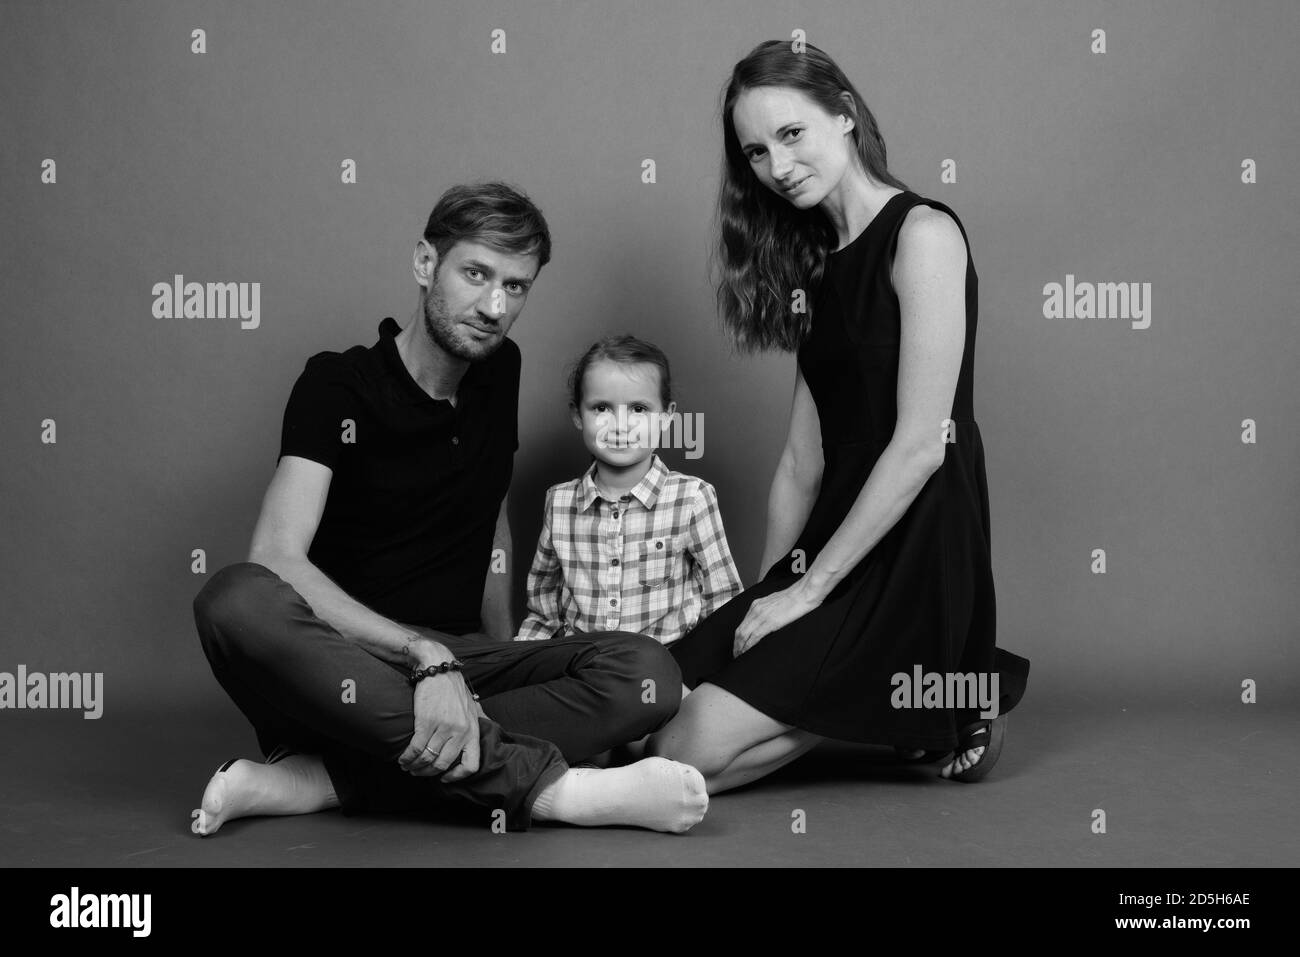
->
[[378, 317, 489, 404], [579, 453, 668, 512]]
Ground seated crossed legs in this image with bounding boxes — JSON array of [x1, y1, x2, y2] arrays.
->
[[190, 562, 708, 834]]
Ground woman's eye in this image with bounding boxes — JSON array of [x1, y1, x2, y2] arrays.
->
[[786, 128, 803, 140]]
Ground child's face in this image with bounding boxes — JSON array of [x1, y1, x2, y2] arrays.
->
[[571, 360, 677, 467]]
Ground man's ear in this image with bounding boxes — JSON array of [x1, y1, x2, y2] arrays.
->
[[413, 240, 438, 288]]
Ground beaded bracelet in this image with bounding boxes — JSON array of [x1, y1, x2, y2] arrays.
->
[[408, 658, 480, 701], [408, 659, 463, 685]]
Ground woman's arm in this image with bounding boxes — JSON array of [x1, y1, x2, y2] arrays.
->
[[758, 363, 824, 578]]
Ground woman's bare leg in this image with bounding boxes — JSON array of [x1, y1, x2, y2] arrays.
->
[[705, 728, 823, 793], [646, 683, 822, 793]]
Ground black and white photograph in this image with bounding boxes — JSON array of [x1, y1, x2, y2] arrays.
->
[[1, 0, 1295, 930]]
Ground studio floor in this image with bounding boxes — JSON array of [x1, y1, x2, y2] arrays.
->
[[2, 695, 1296, 867]]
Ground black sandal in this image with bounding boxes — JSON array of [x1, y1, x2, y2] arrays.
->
[[945, 714, 1007, 783]]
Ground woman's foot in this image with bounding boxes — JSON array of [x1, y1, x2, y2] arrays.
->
[[190, 754, 338, 836], [939, 715, 1007, 782], [938, 745, 984, 778]]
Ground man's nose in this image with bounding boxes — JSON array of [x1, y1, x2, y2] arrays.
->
[[479, 286, 509, 318]]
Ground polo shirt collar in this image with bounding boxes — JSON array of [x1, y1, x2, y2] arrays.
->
[[579, 453, 668, 512], [378, 317, 489, 404]]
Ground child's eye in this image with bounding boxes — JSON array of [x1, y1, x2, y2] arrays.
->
[[632, 405, 648, 414]]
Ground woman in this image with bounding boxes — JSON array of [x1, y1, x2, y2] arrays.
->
[[648, 40, 1030, 791]]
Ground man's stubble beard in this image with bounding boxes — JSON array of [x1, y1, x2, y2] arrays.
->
[[422, 277, 503, 363]]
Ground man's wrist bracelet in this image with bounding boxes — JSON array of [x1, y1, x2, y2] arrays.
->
[[408, 659, 463, 685], [408, 659, 481, 701]]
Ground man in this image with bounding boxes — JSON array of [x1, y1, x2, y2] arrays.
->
[[191, 183, 708, 835]]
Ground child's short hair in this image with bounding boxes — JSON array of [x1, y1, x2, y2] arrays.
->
[[567, 335, 673, 410]]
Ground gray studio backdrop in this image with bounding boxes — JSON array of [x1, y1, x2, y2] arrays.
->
[[2, 0, 1297, 714]]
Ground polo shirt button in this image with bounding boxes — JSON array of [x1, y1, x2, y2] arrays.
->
[[655, 540, 663, 549], [451, 436, 460, 445], [611, 510, 619, 518], [609, 598, 618, 607], [611, 558, 619, 566]]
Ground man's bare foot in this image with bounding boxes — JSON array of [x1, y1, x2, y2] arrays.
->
[[190, 754, 338, 836], [531, 757, 709, 833]]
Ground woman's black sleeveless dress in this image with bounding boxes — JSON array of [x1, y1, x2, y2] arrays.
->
[[671, 190, 1029, 751]]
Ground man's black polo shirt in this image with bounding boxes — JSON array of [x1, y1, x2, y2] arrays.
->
[[277, 316, 519, 632]]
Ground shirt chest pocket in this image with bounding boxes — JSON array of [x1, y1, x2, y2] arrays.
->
[[636, 535, 678, 588]]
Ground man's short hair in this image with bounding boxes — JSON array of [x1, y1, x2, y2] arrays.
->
[[422, 182, 552, 273]]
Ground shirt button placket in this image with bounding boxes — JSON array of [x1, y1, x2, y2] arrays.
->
[[449, 395, 464, 469], [605, 498, 623, 629]]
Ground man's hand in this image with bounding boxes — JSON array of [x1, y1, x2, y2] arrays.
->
[[733, 579, 824, 658], [398, 640, 486, 783]]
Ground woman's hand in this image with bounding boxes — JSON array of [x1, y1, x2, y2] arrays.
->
[[733, 579, 824, 657]]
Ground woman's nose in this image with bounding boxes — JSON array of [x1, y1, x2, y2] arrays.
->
[[769, 148, 795, 180]]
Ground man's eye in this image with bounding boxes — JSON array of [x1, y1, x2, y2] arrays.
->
[[467, 269, 483, 280]]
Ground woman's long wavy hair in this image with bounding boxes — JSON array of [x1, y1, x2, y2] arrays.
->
[[714, 41, 909, 353]]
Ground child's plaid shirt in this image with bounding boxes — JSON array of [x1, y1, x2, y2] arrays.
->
[[514, 453, 743, 645]]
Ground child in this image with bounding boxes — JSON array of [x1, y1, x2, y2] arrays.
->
[[514, 335, 743, 646]]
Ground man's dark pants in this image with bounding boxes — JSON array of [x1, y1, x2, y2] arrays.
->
[[193, 562, 682, 831]]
